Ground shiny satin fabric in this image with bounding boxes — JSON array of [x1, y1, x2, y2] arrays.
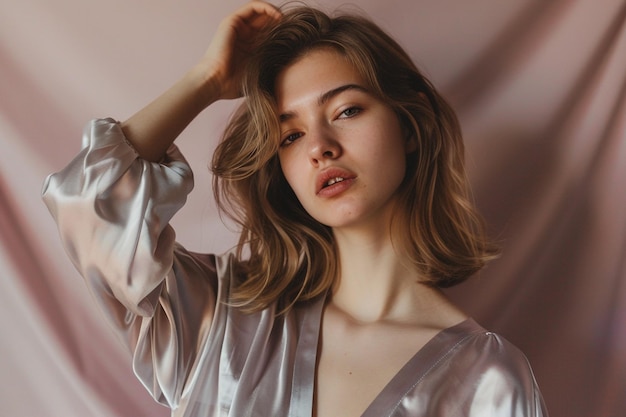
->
[[42, 119, 548, 417]]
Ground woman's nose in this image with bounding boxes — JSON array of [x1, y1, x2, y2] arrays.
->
[[307, 126, 341, 164]]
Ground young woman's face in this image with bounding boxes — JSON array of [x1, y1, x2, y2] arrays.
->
[[275, 48, 415, 231]]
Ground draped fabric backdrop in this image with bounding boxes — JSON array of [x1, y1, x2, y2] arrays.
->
[[1, 1, 624, 416]]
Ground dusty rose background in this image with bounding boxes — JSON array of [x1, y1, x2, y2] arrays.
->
[[1, 1, 625, 416]]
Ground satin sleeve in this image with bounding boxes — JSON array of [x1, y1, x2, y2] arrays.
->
[[464, 332, 547, 417], [41, 118, 218, 408]]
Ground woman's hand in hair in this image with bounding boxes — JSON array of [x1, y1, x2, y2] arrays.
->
[[200, 1, 282, 101], [119, 1, 280, 162]]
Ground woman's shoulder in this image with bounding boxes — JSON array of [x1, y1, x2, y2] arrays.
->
[[415, 318, 548, 414], [440, 318, 535, 372]]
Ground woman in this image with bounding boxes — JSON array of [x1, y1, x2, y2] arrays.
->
[[42, 1, 547, 416]]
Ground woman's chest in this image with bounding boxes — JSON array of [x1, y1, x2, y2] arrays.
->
[[313, 313, 441, 417]]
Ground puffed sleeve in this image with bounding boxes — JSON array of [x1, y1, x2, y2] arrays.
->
[[42, 118, 218, 408]]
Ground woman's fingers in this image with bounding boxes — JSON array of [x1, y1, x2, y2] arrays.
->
[[238, 0, 282, 25], [202, 1, 281, 99], [229, 1, 281, 47]]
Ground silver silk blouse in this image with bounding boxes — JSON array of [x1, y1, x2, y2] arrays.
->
[[42, 119, 548, 417]]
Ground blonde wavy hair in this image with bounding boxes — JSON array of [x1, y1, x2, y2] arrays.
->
[[212, 5, 497, 312]]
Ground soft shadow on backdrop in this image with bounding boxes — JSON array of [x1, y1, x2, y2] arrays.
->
[[1, 1, 625, 416]]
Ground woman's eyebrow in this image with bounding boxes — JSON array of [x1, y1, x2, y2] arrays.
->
[[279, 84, 369, 123], [318, 84, 369, 105]]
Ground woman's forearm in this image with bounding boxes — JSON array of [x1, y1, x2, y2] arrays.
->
[[120, 65, 220, 162], [119, 1, 281, 162]]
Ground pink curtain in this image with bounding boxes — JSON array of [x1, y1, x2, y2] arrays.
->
[[1, 1, 624, 416]]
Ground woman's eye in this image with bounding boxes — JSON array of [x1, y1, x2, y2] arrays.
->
[[280, 132, 303, 146], [339, 106, 362, 118]]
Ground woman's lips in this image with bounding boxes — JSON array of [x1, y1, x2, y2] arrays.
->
[[316, 168, 356, 197], [317, 177, 356, 197]]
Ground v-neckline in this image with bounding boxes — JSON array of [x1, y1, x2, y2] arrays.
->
[[289, 295, 481, 417], [359, 318, 481, 417]]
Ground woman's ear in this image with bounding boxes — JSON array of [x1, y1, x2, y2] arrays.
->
[[404, 126, 418, 153], [398, 113, 418, 153]]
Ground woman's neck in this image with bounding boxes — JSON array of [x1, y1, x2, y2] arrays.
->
[[329, 225, 468, 327], [330, 227, 422, 323]]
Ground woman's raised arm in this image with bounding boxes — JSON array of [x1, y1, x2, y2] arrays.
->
[[121, 0, 281, 162]]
